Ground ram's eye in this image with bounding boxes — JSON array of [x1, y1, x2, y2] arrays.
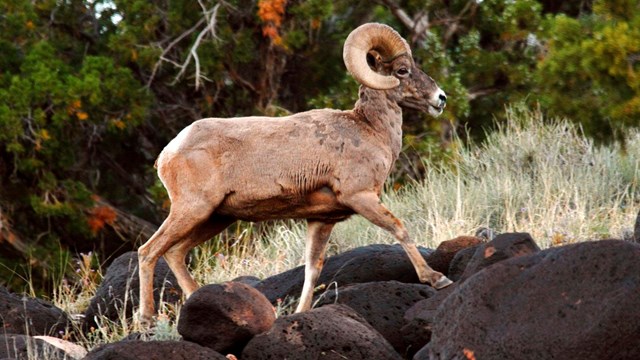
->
[[396, 68, 410, 77]]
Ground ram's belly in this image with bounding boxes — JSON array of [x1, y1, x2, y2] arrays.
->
[[216, 186, 353, 222]]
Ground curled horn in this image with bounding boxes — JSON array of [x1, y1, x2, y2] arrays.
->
[[343, 23, 412, 90]]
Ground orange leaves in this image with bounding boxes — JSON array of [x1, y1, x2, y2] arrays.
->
[[112, 119, 126, 130], [34, 129, 51, 151], [258, 0, 287, 45], [39, 129, 50, 141], [67, 99, 81, 114], [87, 204, 117, 235], [67, 99, 89, 121], [258, 0, 286, 27], [67, 99, 129, 129], [261, 25, 281, 44], [76, 111, 89, 121]]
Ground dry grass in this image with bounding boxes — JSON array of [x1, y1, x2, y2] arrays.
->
[[47, 104, 639, 355]]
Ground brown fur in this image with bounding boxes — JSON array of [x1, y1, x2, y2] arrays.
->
[[137, 30, 451, 325]]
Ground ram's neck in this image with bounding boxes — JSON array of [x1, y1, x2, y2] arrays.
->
[[353, 86, 403, 161]]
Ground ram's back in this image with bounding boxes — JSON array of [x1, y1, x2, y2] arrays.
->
[[156, 109, 390, 222]]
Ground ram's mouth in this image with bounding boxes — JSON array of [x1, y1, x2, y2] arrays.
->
[[400, 99, 444, 116], [428, 104, 444, 116]]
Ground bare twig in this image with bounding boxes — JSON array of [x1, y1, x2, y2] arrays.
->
[[378, 0, 430, 43], [385, 0, 416, 30], [147, 2, 221, 89], [224, 64, 257, 94], [172, 2, 221, 89], [467, 87, 499, 101], [0, 206, 29, 255], [146, 17, 206, 88]]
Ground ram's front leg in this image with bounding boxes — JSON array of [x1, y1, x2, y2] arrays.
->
[[341, 191, 452, 289]]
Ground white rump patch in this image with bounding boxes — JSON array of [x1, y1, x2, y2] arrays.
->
[[163, 124, 193, 154]]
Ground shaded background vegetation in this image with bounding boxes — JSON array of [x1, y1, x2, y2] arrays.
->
[[0, 0, 638, 295]]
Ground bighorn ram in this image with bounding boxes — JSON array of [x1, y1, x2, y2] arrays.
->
[[138, 23, 452, 323]]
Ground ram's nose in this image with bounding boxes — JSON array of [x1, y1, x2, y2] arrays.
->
[[438, 92, 447, 108]]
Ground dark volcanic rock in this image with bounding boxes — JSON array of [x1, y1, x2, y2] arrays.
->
[[82, 252, 181, 332], [242, 304, 402, 360], [254, 244, 434, 304], [177, 282, 275, 354], [83, 340, 226, 360], [446, 245, 479, 282], [460, 232, 540, 280], [401, 285, 457, 357], [0, 286, 71, 337], [425, 236, 484, 275], [231, 275, 261, 287], [634, 209, 640, 242], [316, 280, 436, 357], [405, 233, 543, 354], [423, 239, 640, 360]]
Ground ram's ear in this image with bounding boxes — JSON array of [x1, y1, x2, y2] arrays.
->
[[366, 50, 384, 72]]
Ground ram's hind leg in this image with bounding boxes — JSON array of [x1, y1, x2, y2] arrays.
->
[[341, 191, 452, 289], [137, 199, 216, 325], [163, 215, 235, 298]]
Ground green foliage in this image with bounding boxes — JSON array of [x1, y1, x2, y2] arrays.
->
[[1, 0, 639, 297], [433, 0, 543, 133], [0, 38, 148, 226], [536, 0, 640, 141], [0, 0, 151, 292]]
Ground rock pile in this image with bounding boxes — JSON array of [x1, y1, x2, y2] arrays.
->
[[4, 231, 640, 359]]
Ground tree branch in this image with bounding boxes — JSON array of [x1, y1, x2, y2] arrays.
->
[[147, 2, 221, 89], [467, 87, 500, 101], [146, 17, 206, 88], [383, 0, 415, 30], [89, 197, 158, 246], [378, 0, 431, 43], [224, 63, 258, 94], [0, 207, 29, 255]]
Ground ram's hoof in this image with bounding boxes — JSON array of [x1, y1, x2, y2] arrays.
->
[[136, 312, 156, 330], [433, 275, 453, 289]]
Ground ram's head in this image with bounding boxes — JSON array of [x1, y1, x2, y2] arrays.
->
[[343, 23, 447, 117]]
